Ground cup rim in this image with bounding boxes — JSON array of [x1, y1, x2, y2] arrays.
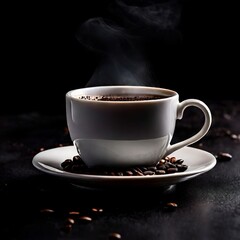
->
[[66, 85, 178, 103]]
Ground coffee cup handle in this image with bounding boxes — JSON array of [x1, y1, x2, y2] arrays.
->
[[164, 99, 212, 157]]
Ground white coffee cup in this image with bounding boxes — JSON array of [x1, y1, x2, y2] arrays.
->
[[66, 85, 212, 168]]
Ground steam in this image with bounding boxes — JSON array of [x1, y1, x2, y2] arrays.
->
[[76, 0, 181, 86], [111, 0, 181, 37]]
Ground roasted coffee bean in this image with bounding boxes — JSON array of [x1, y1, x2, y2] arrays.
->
[[61, 159, 72, 169], [135, 167, 143, 173], [216, 152, 232, 161], [167, 202, 178, 207], [169, 157, 177, 163], [40, 208, 54, 213], [61, 155, 188, 176], [230, 134, 240, 141], [72, 155, 82, 164], [143, 170, 155, 175], [177, 164, 188, 172], [167, 168, 178, 173], [125, 170, 134, 176], [156, 164, 167, 170], [69, 211, 80, 215], [79, 216, 92, 223], [166, 162, 177, 168], [159, 159, 166, 164], [165, 202, 178, 211], [109, 232, 122, 239], [175, 159, 184, 164], [66, 218, 75, 225], [155, 170, 166, 175], [132, 169, 144, 176], [148, 166, 157, 171]]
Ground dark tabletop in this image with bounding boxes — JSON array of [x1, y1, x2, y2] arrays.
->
[[0, 100, 240, 240]]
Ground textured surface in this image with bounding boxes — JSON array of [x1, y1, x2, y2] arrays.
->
[[0, 100, 240, 240]]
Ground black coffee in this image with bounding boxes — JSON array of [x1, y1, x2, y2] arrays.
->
[[79, 94, 166, 101]]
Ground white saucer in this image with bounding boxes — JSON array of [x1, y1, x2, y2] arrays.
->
[[32, 146, 216, 190]]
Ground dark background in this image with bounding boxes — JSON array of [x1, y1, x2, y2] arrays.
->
[[2, 0, 239, 115]]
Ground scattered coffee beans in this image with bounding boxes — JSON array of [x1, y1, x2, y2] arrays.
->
[[91, 208, 103, 213], [60, 156, 188, 176]]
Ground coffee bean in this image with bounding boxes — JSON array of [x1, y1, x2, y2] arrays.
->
[[175, 159, 184, 164], [167, 168, 178, 173], [230, 134, 240, 141], [69, 211, 80, 215], [169, 157, 177, 163], [109, 232, 122, 239], [166, 162, 177, 168], [216, 152, 232, 161], [159, 159, 166, 164], [132, 169, 144, 176], [165, 202, 178, 211], [40, 208, 54, 213], [72, 155, 83, 164], [148, 166, 157, 171], [125, 170, 133, 176], [156, 164, 167, 170], [143, 170, 155, 175], [167, 202, 178, 207], [79, 216, 92, 223], [61, 159, 72, 169], [155, 170, 166, 175], [176, 164, 188, 172], [66, 218, 75, 225], [135, 167, 143, 173]]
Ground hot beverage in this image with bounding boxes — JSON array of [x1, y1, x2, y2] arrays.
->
[[78, 94, 167, 101]]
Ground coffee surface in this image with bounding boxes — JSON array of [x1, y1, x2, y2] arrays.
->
[[79, 94, 166, 101]]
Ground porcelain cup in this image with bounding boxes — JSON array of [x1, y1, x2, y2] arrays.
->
[[66, 85, 212, 168]]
